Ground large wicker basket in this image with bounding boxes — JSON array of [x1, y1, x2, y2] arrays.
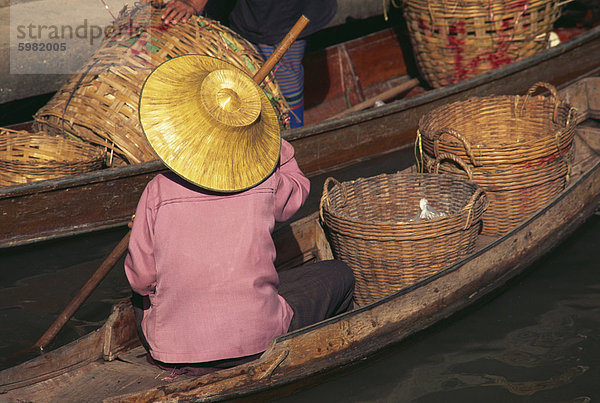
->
[[0, 128, 105, 186], [320, 171, 487, 306], [418, 82, 577, 235], [33, 1, 289, 166], [401, 0, 561, 88]]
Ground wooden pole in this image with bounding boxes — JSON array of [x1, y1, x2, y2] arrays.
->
[[327, 78, 420, 120], [252, 15, 310, 85], [32, 230, 131, 352]]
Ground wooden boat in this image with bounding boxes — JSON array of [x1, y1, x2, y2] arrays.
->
[[1, 25, 599, 249], [1, 76, 599, 402]]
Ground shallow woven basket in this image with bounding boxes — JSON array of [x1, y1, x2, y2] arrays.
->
[[401, 0, 561, 87], [33, 1, 288, 165], [320, 171, 487, 306], [418, 82, 577, 235], [0, 128, 105, 186]]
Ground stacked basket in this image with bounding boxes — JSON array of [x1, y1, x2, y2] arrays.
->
[[418, 82, 577, 236], [401, 0, 561, 87], [33, 1, 289, 166], [0, 128, 105, 186], [320, 171, 487, 305]]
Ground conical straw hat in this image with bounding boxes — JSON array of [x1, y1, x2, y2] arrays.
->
[[139, 55, 281, 192]]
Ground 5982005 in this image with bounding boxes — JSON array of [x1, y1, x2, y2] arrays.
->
[[17, 42, 67, 51]]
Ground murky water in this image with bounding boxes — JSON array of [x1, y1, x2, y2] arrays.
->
[[0, 227, 132, 367]]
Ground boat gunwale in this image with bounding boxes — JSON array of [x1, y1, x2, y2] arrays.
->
[[1, 25, 599, 200]]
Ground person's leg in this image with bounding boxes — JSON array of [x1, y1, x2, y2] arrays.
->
[[256, 40, 306, 128], [278, 259, 355, 331]]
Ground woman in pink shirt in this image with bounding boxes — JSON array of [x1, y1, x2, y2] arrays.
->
[[125, 140, 354, 371], [126, 55, 354, 374]]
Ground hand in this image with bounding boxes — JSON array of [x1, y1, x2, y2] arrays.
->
[[161, 0, 204, 25]]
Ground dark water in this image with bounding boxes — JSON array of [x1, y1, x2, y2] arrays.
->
[[0, 227, 132, 367]]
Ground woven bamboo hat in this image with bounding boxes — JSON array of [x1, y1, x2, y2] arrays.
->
[[139, 55, 280, 192]]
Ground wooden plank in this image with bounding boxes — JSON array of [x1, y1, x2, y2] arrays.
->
[[303, 29, 407, 110], [1, 359, 178, 402], [0, 330, 105, 393], [0, 302, 135, 392], [0, 164, 161, 247]]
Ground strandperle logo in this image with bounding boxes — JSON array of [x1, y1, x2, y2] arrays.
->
[[9, 0, 134, 74], [15, 19, 111, 47]]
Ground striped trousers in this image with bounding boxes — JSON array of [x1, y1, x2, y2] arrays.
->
[[255, 40, 307, 128]]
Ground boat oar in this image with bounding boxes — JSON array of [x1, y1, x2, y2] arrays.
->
[[31, 230, 132, 352], [327, 78, 420, 120], [27, 16, 310, 355]]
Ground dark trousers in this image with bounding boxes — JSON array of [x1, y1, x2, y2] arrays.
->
[[135, 259, 355, 372], [278, 259, 355, 331]]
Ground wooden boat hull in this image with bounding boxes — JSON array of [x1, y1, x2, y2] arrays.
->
[[1, 26, 600, 249], [111, 118, 600, 402], [1, 77, 599, 402]]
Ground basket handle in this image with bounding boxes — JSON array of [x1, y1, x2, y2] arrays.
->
[[319, 177, 345, 222], [431, 128, 481, 167], [434, 153, 484, 230], [461, 187, 487, 230], [463, 188, 484, 212], [433, 152, 474, 181], [520, 82, 560, 123]]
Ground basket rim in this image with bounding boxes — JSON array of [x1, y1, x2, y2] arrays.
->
[[320, 171, 487, 239], [417, 97, 577, 163], [0, 131, 106, 163]]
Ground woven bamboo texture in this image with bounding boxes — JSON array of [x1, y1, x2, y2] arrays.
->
[[418, 82, 577, 235], [0, 128, 105, 186], [320, 171, 487, 306], [33, 1, 289, 165], [401, 0, 561, 88]]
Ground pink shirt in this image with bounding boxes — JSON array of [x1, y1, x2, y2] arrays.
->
[[124, 140, 310, 363]]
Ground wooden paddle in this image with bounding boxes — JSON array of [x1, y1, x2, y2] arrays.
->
[[327, 78, 420, 120], [253, 15, 310, 85], [28, 15, 310, 354], [32, 230, 132, 351]]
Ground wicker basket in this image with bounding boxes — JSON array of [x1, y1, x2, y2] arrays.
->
[[33, 1, 289, 165], [320, 171, 487, 306], [0, 128, 105, 186], [401, 0, 561, 88], [418, 82, 577, 235]]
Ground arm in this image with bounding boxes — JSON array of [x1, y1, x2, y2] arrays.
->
[[273, 140, 310, 222], [161, 0, 208, 25], [124, 184, 158, 296]]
